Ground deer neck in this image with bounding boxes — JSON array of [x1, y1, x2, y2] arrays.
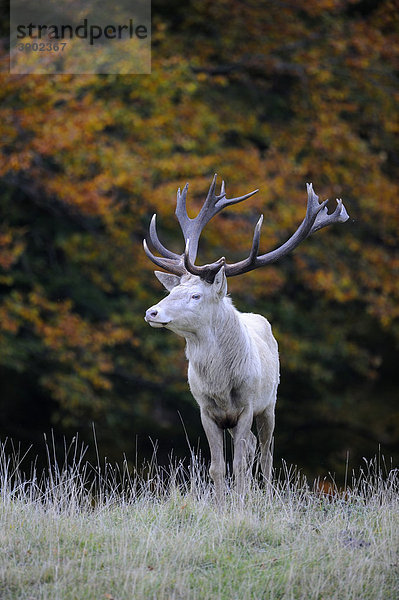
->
[[184, 299, 248, 378]]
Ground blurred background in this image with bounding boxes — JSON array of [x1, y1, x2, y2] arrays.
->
[[0, 0, 398, 482]]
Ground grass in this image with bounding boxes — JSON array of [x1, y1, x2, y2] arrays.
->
[[0, 438, 398, 600]]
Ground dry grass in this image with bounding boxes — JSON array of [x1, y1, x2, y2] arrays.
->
[[0, 438, 398, 600]]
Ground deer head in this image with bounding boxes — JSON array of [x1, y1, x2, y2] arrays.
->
[[143, 174, 349, 285], [144, 268, 228, 336]]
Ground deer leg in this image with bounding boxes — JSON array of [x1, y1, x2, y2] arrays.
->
[[245, 430, 257, 471], [256, 405, 275, 484], [200, 410, 225, 499], [232, 409, 254, 497]]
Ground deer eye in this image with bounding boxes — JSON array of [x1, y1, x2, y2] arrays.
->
[[191, 293, 201, 300]]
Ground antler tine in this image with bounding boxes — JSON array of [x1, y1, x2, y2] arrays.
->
[[175, 183, 190, 237], [190, 173, 220, 242], [149, 214, 181, 260], [310, 195, 350, 233], [223, 215, 263, 277], [200, 173, 259, 216], [143, 238, 186, 277], [215, 186, 259, 212], [249, 214, 263, 260], [175, 181, 204, 263]]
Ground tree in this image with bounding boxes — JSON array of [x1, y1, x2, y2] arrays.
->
[[0, 0, 398, 478]]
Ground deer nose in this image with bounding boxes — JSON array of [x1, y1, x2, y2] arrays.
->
[[145, 308, 158, 321]]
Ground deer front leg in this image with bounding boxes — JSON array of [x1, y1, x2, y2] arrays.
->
[[232, 408, 254, 497], [200, 409, 225, 500]]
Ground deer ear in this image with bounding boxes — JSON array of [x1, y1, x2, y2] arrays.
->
[[154, 271, 181, 291], [213, 266, 227, 298]]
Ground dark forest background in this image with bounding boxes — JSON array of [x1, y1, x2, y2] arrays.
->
[[0, 0, 398, 482]]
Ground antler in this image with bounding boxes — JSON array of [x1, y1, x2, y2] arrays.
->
[[222, 183, 349, 277], [143, 173, 258, 281], [143, 176, 349, 282]]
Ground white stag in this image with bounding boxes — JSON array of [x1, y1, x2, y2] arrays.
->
[[143, 175, 349, 496]]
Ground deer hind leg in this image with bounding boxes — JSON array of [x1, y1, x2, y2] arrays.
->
[[256, 405, 275, 484], [200, 410, 225, 500], [246, 430, 257, 468]]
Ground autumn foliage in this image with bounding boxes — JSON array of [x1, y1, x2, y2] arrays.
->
[[0, 0, 398, 476]]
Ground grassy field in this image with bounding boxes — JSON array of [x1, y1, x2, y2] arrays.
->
[[0, 439, 398, 600]]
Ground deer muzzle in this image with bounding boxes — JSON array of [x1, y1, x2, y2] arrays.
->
[[144, 307, 170, 328]]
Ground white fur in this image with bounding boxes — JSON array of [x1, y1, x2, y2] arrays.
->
[[145, 268, 279, 497]]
